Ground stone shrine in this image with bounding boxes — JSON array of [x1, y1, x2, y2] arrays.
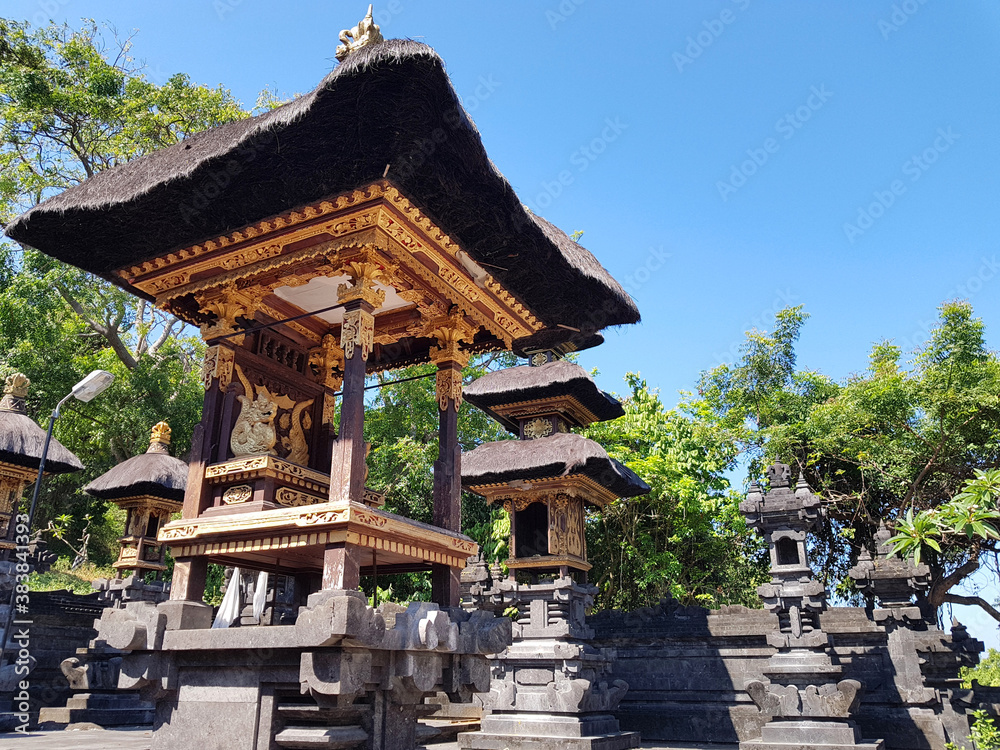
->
[[739, 463, 883, 750], [459, 353, 648, 749]]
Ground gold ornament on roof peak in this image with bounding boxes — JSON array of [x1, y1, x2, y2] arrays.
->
[[148, 421, 172, 454], [336, 4, 384, 62], [0, 373, 29, 413]]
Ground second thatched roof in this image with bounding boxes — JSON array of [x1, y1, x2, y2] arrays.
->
[[84, 446, 187, 502], [462, 432, 649, 499]]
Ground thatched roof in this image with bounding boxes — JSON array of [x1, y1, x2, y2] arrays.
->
[[464, 360, 624, 433], [462, 432, 649, 499], [84, 447, 187, 502], [0, 410, 83, 474], [5, 40, 638, 333]]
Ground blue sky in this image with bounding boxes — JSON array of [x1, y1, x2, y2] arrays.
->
[[7, 1, 1000, 645]]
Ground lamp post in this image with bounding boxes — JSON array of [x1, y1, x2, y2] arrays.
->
[[24, 370, 115, 532], [2, 369, 114, 668]]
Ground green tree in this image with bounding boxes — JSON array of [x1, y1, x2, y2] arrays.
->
[[0, 18, 248, 561], [584, 373, 768, 611], [700, 301, 1000, 620]]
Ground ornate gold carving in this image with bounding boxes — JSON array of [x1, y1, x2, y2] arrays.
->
[[489, 394, 601, 429], [530, 353, 549, 367], [4, 373, 29, 398], [205, 456, 270, 477], [282, 398, 315, 466], [435, 367, 464, 412], [119, 546, 139, 561], [231, 365, 283, 456], [201, 345, 236, 391], [275, 487, 325, 507], [471, 474, 618, 509], [161, 524, 198, 540], [340, 308, 375, 361], [117, 182, 543, 344], [549, 493, 584, 558], [354, 509, 388, 528], [336, 4, 383, 62], [523, 417, 553, 440], [337, 253, 391, 308], [195, 284, 260, 342], [150, 421, 171, 447], [309, 334, 345, 390], [298, 509, 348, 526], [222, 484, 253, 505]]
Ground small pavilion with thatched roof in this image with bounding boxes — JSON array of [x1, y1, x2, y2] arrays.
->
[[0, 373, 82, 551]]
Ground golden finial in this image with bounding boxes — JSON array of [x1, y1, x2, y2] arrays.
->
[[4, 373, 29, 398], [148, 421, 172, 453], [336, 4, 384, 62], [0, 373, 29, 414]]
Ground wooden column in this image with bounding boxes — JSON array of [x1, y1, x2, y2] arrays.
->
[[429, 327, 471, 607], [169, 556, 208, 602], [329, 298, 375, 504], [323, 541, 361, 590]]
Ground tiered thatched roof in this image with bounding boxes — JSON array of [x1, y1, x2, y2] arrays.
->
[[463, 360, 624, 433], [5, 40, 638, 334], [0, 375, 82, 474], [84, 424, 187, 502], [461, 432, 648, 499]]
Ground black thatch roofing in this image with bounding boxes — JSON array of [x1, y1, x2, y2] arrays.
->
[[84, 450, 187, 502], [464, 360, 624, 433], [5, 40, 638, 333], [0, 411, 83, 474], [461, 432, 649, 499], [512, 329, 605, 358]]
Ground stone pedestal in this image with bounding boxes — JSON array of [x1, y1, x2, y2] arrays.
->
[[92, 588, 511, 750], [459, 575, 638, 750]]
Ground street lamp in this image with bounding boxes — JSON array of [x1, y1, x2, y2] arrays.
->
[[24, 370, 116, 530]]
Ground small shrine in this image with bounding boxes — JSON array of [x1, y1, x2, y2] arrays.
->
[[739, 463, 883, 750], [0, 373, 82, 551], [462, 355, 648, 579], [458, 353, 647, 749], [83, 421, 187, 604]]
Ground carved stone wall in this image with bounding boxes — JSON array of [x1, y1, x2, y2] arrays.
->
[[589, 600, 984, 750]]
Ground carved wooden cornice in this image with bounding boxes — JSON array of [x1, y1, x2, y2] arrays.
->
[[115, 182, 543, 348], [468, 474, 618, 509]]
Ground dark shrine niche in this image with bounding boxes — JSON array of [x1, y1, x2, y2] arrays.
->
[[515, 502, 549, 558], [776, 537, 800, 566]]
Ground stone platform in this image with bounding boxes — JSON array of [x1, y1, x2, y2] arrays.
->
[[0, 726, 739, 750]]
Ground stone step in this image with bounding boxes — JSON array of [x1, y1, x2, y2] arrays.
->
[[276, 703, 365, 723], [65, 692, 152, 710], [37, 705, 155, 727], [274, 725, 368, 749]]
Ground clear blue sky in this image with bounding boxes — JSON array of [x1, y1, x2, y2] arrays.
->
[[7, 1, 1000, 644]]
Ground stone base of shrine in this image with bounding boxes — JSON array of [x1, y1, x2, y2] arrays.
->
[[739, 718, 883, 750], [459, 712, 640, 749], [38, 691, 154, 728]]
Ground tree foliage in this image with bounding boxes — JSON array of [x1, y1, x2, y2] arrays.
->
[[700, 301, 1000, 620], [584, 373, 768, 611], [0, 18, 247, 561]]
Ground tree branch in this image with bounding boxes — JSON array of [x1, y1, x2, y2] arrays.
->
[[942, 593, 1000, 624], [55, 284, 138, 369]]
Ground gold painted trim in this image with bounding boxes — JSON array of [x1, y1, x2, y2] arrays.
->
[[468, 473, 618, 508], [204, 455, 330, 494], [487, 394, 601, 427]]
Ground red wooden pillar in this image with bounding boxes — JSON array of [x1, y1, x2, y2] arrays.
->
[[431, 351, 467, 607]]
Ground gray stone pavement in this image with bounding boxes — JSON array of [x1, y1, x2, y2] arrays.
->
[[0, 726, 739, 750]]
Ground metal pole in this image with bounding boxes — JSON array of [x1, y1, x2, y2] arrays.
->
[[2, 393, 71, 666]]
